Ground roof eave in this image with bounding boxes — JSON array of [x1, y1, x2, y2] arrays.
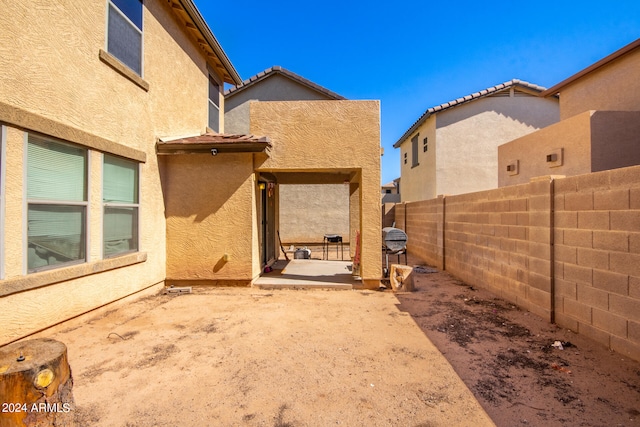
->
[[540, 38, 640, 97], [178, 0, 242, 85]]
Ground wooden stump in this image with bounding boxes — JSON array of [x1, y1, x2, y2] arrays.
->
[[390, 264, 414, 292], [0, 339, 74, 427]]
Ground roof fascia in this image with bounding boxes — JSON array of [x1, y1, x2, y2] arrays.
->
[[540, 38, 640, 97]]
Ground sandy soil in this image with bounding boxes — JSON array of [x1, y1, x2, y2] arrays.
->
[[45, 286, 493, 427], [397, 270, 640, 427], [29, 260, 640, 426]]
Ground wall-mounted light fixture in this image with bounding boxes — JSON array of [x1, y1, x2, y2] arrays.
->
[[258, 182, 266, 190], [210, 148, 218, 156], [506, 159, 519, 176]]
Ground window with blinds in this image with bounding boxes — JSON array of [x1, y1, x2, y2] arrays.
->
[[27, 136, 87, 272], [107, 0, 143, 75], [103, 154, 139, 257]]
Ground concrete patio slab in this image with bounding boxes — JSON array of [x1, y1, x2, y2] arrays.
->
[[254, 259, 357, 289]]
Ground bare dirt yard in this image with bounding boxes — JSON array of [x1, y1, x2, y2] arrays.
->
[[43, 286, 493, 427], [397, 269, 640, 427], [32, 266, 640, 426]]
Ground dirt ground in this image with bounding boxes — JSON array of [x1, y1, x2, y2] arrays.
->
[[43, 285, 494, 427], [396, 269, 640, 427], [30, 262, 640, 426]]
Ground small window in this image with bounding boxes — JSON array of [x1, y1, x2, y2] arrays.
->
[[107, 0, 143, 75], [208, 76, 220, 132], [411, 134, 419, 167], [403, 152, 407, 165], [423, 137, 428, 152], [27, 136, 88, 272], [385, 189, 392, 194], [103, 154, 139, 257]]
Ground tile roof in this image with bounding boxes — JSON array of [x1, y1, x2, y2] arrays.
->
[[393, 79, 548, 148], [224, 66, 346, 100], [157, 132, 271, 155]]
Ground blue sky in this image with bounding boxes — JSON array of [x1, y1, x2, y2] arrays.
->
[[194, 0, 640, 185]]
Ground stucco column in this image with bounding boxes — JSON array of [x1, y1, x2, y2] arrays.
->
[[349, 182, 359, 259], [359, 167, 382, 288]]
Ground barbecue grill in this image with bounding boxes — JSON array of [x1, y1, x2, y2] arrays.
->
[[382, 227, 408, 277]]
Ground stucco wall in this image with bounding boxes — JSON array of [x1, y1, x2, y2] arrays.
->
[[399, 94, 559, 202], [162, 154, 256, 283], [0, 0, 222, 344], [498, 111, 593, 186], [559, 47, 640, 120], [279, 184, 350, 243], [399, 116, 436, 202], [249, 101, 382, 286]]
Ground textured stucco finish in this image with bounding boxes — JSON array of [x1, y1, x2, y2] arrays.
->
[[498, 111, 640, 186], [279, 184, 350, 243], [558, 46, 640, 120], [162, 154, 256, 282], [399, 94, 559, 202], [250, 101, 382, 285], [0, 0, 226, 344]]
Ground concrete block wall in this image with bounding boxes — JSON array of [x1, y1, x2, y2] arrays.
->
[[398, 165, 640, 361], [404, 197, 445, 269], [553, 165, 640, 360], [444, 183, 549, 318]]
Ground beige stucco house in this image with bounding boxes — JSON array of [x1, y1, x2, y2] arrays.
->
[[394, 80, 559, 202], [498, 38, 640, 186], [225, 67, 350, 246], [0, 0, 381, 346]]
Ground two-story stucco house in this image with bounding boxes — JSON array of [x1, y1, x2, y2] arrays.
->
[[0, 0, 382, 346], [394, 80, 559, 202], [498, 38, 640, 185]]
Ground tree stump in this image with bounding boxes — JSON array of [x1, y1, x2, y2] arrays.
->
[[0, 338, 75, 427]]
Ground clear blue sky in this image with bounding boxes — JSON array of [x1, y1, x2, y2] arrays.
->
[[194, 0, 640, 185]]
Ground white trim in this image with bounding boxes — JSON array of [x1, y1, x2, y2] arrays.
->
[[0, 125, 6, 279], [99, 151, 104, 259], [86, 150, 92, 264]]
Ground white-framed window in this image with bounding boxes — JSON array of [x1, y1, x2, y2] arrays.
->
[[0, 125, 6, 279], [107, 0, 143, 75], [103, 154, 139, 257], [208, 76, 220, 132], [26, 135, 88, 273]]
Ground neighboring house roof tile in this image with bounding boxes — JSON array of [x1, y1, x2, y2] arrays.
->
[[224, 66, 346, 100], [157, 132, 272, 154], [393, 79, 548, 148]]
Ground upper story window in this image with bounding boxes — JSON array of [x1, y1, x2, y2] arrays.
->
[[208, 76, 220, 132], [411, 134, 419, 167], [27, 136, 88, 272], [103, 154, 139, 258], [423, 137, 428, 152], [107, 0, 143, 76]]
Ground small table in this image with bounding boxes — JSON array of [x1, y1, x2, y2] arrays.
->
[[323, 234, 343, 260]]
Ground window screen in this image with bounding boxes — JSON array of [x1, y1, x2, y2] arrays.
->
[[103, 154, 139, 257], [208, 76, 220, 132], [107, 0, 143, 75]]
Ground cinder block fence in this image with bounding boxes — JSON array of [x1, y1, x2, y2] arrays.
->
[[396, 165, 640, 362]]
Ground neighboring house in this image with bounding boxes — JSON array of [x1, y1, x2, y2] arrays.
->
[[224, 67, 349, 246], [394, 80, 559, 202], [381, 179, 400, 204], [0, 1, 381, 346], [499, 38, 640, 185], [381, 178, 401, 228]]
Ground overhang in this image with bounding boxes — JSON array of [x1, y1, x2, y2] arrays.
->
[[540, 38, 640, 97], [157, 133, 272, 155]]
